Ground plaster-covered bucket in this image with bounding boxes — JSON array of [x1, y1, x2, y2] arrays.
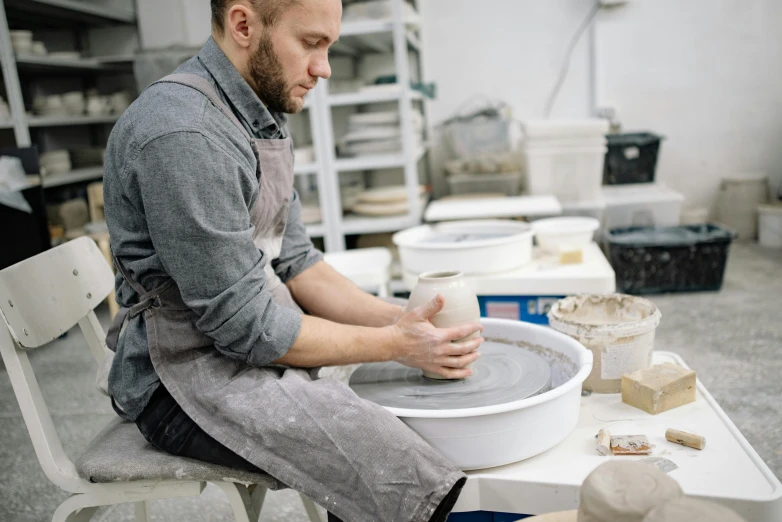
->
[[548, 294, 661, 393], [758, 203, 782, 249]]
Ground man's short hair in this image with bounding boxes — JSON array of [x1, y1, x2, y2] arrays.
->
[[211, 0, 298, 36]]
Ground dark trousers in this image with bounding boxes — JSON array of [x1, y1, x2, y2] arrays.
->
[[135, 384, 464, 522]]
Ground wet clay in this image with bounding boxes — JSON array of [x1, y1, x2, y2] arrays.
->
[[349, 340, 552, 411]]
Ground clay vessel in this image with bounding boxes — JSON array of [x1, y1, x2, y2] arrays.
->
[[405, 271, 481, 380]]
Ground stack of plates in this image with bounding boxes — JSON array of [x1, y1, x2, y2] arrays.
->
[[70, 147, 105, 168], [352, 185, 428, 216], [339, 110, 424, 157], [40, 150, 72, 176]]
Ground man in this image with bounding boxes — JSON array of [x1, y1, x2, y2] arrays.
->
[[103, 0, 483, 520]]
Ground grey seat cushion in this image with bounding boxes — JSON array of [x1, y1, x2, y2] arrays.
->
[[75, 417, 283, 489]]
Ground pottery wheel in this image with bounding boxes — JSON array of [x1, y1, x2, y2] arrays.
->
[[349, 341, 552, 410]]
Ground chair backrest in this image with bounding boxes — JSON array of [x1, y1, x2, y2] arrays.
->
[[0, 237, 115, 493]]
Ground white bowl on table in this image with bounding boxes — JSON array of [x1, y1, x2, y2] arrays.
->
[[531, 216, 601, 254]]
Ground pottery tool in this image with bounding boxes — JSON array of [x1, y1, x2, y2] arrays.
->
[[666, 428, 706, 450], [349, 341, 551, 410], [639, 456, 679, 474], [610, 434, 654, 455], [596, 429, 611, 456]]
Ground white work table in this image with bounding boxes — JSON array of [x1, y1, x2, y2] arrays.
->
[[452, 352, 782, 521]]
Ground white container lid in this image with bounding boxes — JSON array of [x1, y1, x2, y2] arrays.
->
[[425, 195, 562, 222], [522, 119, 610, 140], [601, 183, 685, 205]]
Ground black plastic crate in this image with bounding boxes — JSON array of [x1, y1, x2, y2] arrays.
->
[[603, 132, 663, 185], [605, 224, 735, 295]]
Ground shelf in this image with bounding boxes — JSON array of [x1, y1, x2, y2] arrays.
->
[[0, 120, 14, 130], [41, 167, 103, 188], [328, 87, 423, 106], [334, 25, 420, 55], [4, 0, 136, 27], [306, 223, 325, 238], [340, 19, 396, 37], [334, 146, 427, 172], [15, 55, 132, 73], [294, 162, 319, 175], [341, 194, 428, 235], [27, 114, 119, 127]]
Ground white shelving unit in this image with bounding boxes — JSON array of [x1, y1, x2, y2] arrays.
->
[[308, 0, 432, 252], [0, 0, 138, 256], [41, 166, 103, 188], [28, 114, 120, 127]]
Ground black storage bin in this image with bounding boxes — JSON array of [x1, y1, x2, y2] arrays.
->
[[606, 224, 735, 295], [603, 132, 663, 185]]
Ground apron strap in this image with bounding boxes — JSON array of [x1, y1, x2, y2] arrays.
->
[[106, 252, 177, 350], [150, 73, 252, 141]]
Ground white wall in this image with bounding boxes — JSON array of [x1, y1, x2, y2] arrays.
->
[[421, 0, 593, 123], [597, 0, 782, 209], [421, 0, 782, 209]]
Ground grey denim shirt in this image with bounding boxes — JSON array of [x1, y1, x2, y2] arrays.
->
[[104, 37, 323, 420]]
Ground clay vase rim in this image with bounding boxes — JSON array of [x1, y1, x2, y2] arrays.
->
[[418, 270, 463, 282]]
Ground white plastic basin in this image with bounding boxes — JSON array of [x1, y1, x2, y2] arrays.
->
[[532, 216, 601, 254], [392, 220, 535, 276], [388, 318, 592, 471]]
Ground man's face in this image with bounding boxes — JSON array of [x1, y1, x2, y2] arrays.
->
[[249, 0, 341, 114]]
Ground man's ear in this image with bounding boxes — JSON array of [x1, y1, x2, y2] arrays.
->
[[226, 3, 259, 49]]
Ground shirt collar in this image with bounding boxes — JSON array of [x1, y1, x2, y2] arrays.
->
[[197, 37, 287, 135]]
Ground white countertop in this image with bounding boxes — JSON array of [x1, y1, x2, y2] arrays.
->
[[403, 242, 616, 296], [452, 352, 782, 521]]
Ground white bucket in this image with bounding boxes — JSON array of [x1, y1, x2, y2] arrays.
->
[[716, 176, 769, 240], [531, 216, 601, 254], [548, 294, 661, 393], [758, 203, 782, 249]]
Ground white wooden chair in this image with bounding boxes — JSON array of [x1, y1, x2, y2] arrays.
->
[[0, 237, 323, 522], [324, 247, 393, 297]]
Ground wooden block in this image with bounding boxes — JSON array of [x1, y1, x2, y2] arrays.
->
[[610, 434, 654, 455], [621, 362, 696, 415], [666, 428, 706, 450], [596, 429, 611, 456]]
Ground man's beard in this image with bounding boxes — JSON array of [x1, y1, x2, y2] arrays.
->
[[249, 33, 301, 114]]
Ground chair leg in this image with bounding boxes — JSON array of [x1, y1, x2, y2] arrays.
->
[[249, 485, 267, 521], [300, 494, 324, 522], [134, 501, 149, 522], [52, 499, 98, 522], [214, 482, 257, 522]]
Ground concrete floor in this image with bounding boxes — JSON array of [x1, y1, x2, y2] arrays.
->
[[0, 242, 780, 521]]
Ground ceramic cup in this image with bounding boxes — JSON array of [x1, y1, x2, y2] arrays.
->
[[405, 270, 481, 380]]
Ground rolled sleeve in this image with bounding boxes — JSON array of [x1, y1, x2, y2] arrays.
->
[[272, 189, 324, 283], [133, 130, 299, 366]]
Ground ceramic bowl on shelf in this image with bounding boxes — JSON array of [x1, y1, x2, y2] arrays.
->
[[31, 41, 47, 56], [110, 91, 133, 114], [531, 216, 600, 254]]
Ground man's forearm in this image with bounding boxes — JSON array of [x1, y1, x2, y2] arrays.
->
[[286, 260, 402, 327], [273, 315, 397, 367]]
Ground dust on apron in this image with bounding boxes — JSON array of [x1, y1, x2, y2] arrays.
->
[[105, 74, 463, 521]]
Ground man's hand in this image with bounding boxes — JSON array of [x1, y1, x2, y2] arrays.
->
[[388, 294, 483, 379]]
